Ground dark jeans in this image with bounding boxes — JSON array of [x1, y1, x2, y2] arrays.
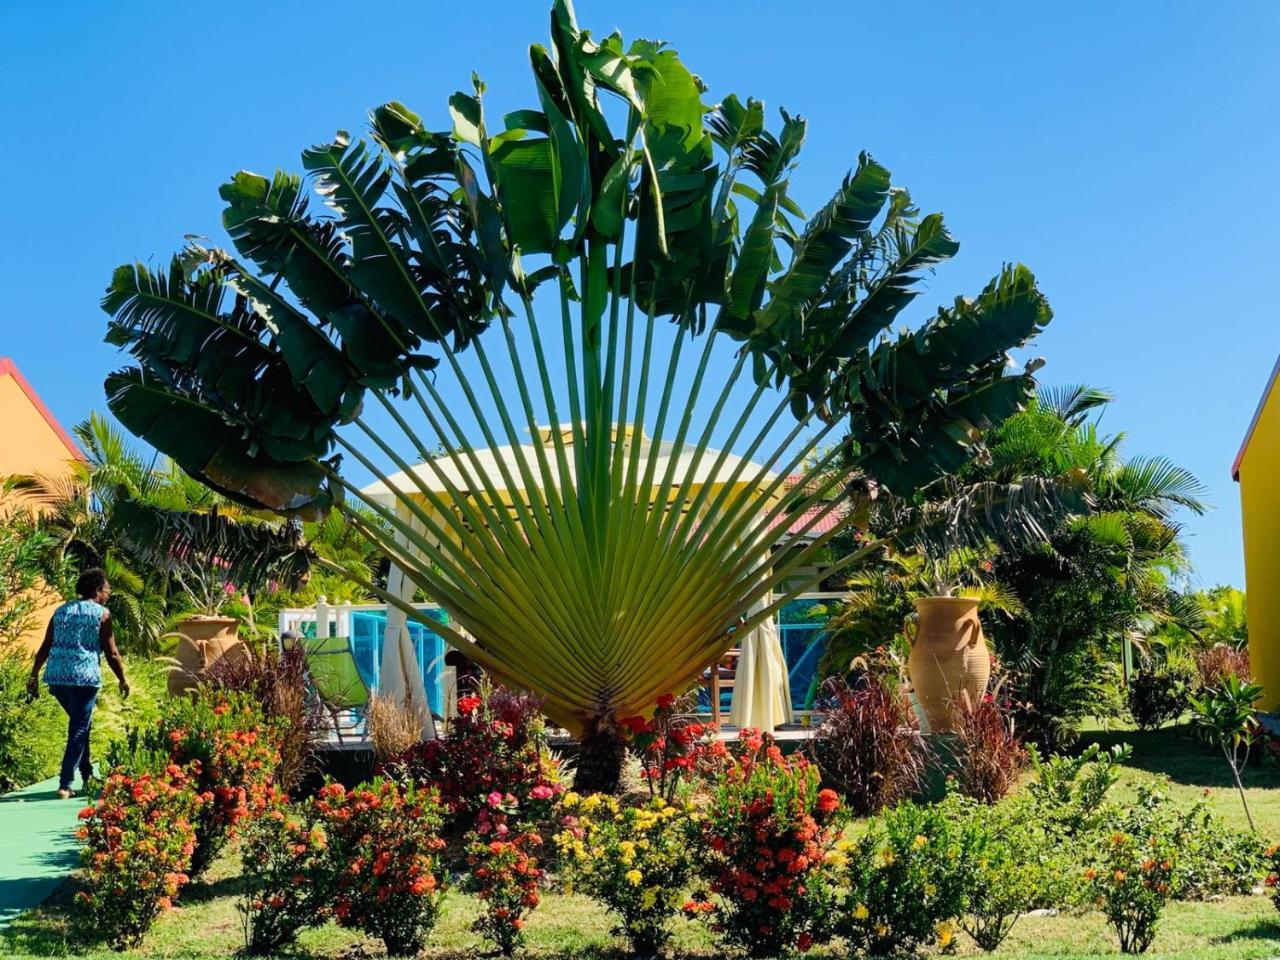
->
[[48, 684, 98, 791]]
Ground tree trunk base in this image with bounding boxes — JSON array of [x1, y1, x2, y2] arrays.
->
[[573, 728, 626, 795]]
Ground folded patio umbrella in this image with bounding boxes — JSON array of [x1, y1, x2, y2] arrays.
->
[[378, 506, 436, 740], [729, 597, 793, 732]]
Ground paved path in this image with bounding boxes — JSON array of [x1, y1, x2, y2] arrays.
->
[[0, 777, 82, 926]]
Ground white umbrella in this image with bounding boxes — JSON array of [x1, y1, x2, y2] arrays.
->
[[377, 505, 435, 739]]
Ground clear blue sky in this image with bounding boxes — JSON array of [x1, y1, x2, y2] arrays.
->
[[2, 1, 1276, 588]]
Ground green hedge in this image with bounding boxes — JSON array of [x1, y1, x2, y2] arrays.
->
[[0, 652, 169, 793]]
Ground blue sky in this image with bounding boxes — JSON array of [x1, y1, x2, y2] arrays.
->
[[2, 1, 1277, 588]]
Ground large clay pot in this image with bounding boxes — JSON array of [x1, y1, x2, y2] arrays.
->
[[905, 597, 991, 734], [166, 616, 246, 696]]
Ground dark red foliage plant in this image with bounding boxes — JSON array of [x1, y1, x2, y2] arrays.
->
[[1194, 644, 1251, 689], [948, 691, 1028, 803], [808, 676, 931, 817]]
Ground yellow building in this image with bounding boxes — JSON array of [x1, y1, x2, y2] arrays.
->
[[1233, 357, 1280, 712], [0, 357, 82, 649]]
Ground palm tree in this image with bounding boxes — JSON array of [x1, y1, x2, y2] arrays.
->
[[99, 0, 1054, 787], [17, 413, 309, 652]]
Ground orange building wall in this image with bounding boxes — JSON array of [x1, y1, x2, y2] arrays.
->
[[0, 358, 81, 649]]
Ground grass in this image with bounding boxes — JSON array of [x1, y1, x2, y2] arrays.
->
[[2, 719, 1277, 960]]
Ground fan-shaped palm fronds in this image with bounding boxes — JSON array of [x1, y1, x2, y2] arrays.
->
[[99, 0, 1054, 744]]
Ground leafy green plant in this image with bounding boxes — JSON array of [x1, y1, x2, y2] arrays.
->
[[1081, 811, 1181, 954], [1024, 742, 1131, 840], [0, 652, 62, 792], [939, 792, 1065, 951], [1189, 675, 1264, 832], [556, 794, 698, 956], [238, 801, 333, 955], [838, 801, 978, 959], [99, 0, 1054, 787], [1126, 660, 1195, 730]]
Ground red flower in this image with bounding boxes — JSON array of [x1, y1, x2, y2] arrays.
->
[[457, 695, 483, 714], [816, 788, 840, 814]]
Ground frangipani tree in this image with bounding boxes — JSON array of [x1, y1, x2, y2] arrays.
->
[[102, 0, 1052, 786]]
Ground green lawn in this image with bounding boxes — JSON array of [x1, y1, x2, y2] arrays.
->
[[2, 722, 1277, 960]]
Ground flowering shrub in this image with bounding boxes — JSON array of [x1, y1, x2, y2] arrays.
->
[[618, 692, 715, 801], [1082, 826, 1178, 954], [557, 793, 699, 955], [838, 801, 977, 959], [384, 680, 562, 834], [463, 829, 544, 956], [810, 676, 931, 816], [73, 759, 201, 949], [314, 779, 448, 956], [949, 693, 1027, 803], [110, 689, 285, 874], [938, 792, 1066, 951], [1265, 844, 1280, 913], [237, 800, 332, 955], [690, 730, 843, 957]]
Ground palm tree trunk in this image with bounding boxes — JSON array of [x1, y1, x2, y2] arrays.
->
[[573, 727, 626, 795]]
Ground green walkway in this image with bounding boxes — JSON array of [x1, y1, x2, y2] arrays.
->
[[0, 777, 83, 926]]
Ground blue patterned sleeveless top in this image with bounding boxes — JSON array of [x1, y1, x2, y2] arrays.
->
[[44, 599, 107, 687]]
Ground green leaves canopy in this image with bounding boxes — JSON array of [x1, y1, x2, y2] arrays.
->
[[102, 0, 1054, 734]]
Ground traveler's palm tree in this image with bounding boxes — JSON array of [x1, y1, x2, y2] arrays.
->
[[100, 0, 1054, 778]]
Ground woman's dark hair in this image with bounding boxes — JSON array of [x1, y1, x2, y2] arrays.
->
[[76, 568, 109, 599]]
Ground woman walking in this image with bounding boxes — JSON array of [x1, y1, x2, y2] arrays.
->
[[26, 568, 129, 798]]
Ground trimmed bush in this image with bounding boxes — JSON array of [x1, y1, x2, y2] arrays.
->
[[464, 829, 544, 956], [316, 779, 448, 957], [237, 800, 331, 954], [557, 794, 699, 955], [838, 801, 977, 959], [73, 757, 201, 949], [690, 730, 844, 958], [1127, 662, 1195, 730]]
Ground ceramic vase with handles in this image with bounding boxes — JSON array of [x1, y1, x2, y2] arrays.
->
[[905, 596, 991, 734]]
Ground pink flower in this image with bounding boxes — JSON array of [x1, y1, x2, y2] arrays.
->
[[487, 791, 504, 807], [530, 784, 554, 801]]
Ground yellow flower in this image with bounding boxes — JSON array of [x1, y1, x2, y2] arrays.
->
[[625, 869, 643, 886], [936, 920, 954, 948], [924, 883, 937, 898], [874, 923, 889, 938], [880, 849, 896, 866], [853, 902, 870, 920], [913, 834, 928, 850], [618, 841, 637, 863]]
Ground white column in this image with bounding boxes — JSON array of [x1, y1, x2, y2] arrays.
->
[[315, 596, 330, 639]]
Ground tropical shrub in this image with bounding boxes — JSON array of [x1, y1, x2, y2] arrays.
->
[[838, 801, 977, 959], [464, 829, 544, 956], [1024, 742, 1129, 840], [1265, 844, 1280, 913], [109, 689, 285, 874], [938, 792, 1070, 950], [1189, 675, 1265, 832], [1194, 644, 1250, 688], [0, 652, 62, 792], [315, 779, 448, 957], [809, 676, 930, 816], [948, 692, 1027, 803], [102, 0, 1056, 796], [206, 644, 325, 791], [73, 758, 200, 948], [237, 800, 332, 955], [1126, 662, 1194, 730], [618, 693, 715, 802], [557, 793, 699, 955], [1108, 784, 1264, 900], [690, 730, 843, 957], [385, 681, 561, 834], [1082, 819, 1179, 954]]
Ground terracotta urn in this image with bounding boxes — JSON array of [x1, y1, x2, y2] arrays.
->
[[166, 616, 245, 697], [905, 596, 991, 734]]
